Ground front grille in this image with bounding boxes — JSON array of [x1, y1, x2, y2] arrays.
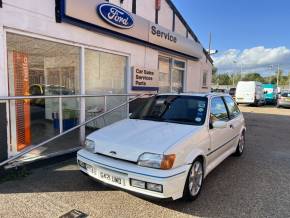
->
[[95, 152, 137, 165]]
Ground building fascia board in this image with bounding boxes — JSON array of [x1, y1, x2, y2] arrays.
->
[[55, 0, 203, 60]]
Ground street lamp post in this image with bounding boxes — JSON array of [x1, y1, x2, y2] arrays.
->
[[277, 64, 280, 87], [233, 61, 243, 86], [269, 64, 280, 86]]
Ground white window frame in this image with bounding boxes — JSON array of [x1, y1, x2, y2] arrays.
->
[[158, 54, 187, 93]]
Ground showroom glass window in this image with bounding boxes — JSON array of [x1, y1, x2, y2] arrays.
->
[[158, 56, 185, 93], [7, 32, 80, 152]]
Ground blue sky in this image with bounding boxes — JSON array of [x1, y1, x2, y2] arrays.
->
[[172, 0, 290, 75]]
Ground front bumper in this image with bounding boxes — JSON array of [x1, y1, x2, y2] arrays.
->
[[77, 149, 190, 200], [278, 101, 290, 107], [236, 98, 255, 104]]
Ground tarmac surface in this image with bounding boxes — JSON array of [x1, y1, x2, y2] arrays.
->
[[1, 106, 290, 218]]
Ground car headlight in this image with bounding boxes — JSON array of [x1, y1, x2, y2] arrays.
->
[[137, 153, 176, 170], [84, 139, 95, 153]]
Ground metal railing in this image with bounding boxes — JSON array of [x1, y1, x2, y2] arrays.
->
[[0, 93, 154, 167]]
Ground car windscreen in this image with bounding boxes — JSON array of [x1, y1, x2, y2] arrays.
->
[[281, 92, 290, 97], [130, 95, 208, 125]]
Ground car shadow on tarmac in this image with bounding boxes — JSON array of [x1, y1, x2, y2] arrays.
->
[[0, 162, 116, 194]]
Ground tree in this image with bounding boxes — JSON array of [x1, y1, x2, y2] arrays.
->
[[212, 66, 218, 77], [242, 73, 265, 83], [276, 69, 289, 86], [211, 66, 218, 84], [216, 73, 232, 85]]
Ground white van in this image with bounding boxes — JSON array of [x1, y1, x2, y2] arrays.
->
[[236, 81, 265, 106]]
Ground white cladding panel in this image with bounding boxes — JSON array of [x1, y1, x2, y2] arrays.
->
[[109, 0, 122, 7], [120, 0, 133, 12], [0, 26, 7, 96], [201, 60, 212, 91], [188, 34, 195, 41], [2, 0, 55, 18], [186, 60, 202, 92], [136, 0, 155, 23], [175, 15, 187, 37], [158, 0, 173, 30]]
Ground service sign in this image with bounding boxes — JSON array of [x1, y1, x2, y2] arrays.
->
[[132, 67, 159, 91]]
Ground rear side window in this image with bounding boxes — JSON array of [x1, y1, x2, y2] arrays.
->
[[210, 97, 229, 121], [224, 96, 240, 119]]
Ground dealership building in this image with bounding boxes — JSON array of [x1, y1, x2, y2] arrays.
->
[[0, 0, 213, 163]]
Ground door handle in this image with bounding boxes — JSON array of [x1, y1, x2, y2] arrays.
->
[[229, 124, 234, 129]]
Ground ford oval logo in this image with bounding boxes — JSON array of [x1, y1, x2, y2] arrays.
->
[[97, 3, 134, 29]]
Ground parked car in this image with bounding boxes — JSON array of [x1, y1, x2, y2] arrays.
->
[[262, 84, 278, 105], [236, 81, 265, 106], [77, 93, 246, 201], [29, 84, 75, 107], [229, 88, 236, 99], [211, 88, 228, 93], [277, 90, 290, 108]]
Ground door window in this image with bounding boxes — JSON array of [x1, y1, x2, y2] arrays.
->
[[223, 96, 240, 119], [210, 97, 229, 122]]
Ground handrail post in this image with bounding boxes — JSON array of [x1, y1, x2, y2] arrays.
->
[[103, 96, 108, 126], [104, 96, 107, 112], [79, 46, 86, 146], [59, 96, 63, 134]]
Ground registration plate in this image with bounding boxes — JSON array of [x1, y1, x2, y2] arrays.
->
[[100, 171, 124, 185], [85, 164, 126, 186]]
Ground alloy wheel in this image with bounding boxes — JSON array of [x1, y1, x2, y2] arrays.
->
[[188, 161, 203, 197], [238, 133, 245, 153]]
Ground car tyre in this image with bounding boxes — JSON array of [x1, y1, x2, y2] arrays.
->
[[182, 158, 204, 201], [234, 131, 245, 156]]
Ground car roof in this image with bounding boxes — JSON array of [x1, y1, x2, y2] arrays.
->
[[157, 92, 231, 98]]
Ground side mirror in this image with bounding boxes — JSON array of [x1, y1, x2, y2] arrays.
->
[[212, 121, 227, 129], [264, 91, 267, 94]]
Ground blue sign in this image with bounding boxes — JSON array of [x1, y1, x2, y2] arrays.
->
[[97, 3, 134, 29]]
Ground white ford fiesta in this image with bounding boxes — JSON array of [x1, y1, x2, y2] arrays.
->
[[77, 93, 246, 201]]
